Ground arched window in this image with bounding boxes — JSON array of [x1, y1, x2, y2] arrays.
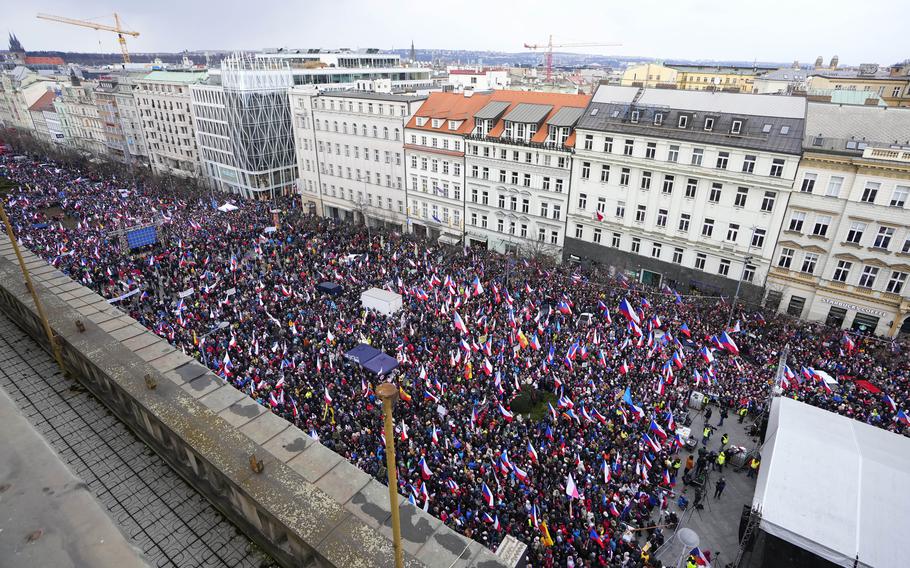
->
[[383, 127, 389, 139], [394, 128, 400, 141], [372, 125, 378, 138]]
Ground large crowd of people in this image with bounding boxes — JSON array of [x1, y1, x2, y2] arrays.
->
[[2, 153, 908, 567]]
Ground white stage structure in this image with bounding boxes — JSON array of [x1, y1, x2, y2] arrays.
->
[[753, 397, 910, 568], [360, 288, 402, 316]]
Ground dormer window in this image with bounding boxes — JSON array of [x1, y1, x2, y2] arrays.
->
[[654, 113, 664, 126], [415, 117, 428, 127], [449, 120, 459, 131], [704, 117, 715, 131], [678, 115, 688, 129], [431, 118, 443, 128], [780, 125, 790, 135], [630, 110, 640, 123], [762, 123, 772, 133], [731, 120, 743, 135]]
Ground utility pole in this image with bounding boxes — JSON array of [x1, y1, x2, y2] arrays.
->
[[376, 382, 403, 568], [728, 227, 758, 328]]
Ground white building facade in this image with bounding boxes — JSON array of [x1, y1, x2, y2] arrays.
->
[[54, 79, 108, 156], [566, 86, 806, 299], [446, 67, 511, 92], [136, 70, 208, 178], [290, 88, 425, 228], [462, 92, 590, 257], [766, 103, 910, 336]]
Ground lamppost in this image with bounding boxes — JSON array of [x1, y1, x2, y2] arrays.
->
[[727, 226, 758, 328], [376, 382, 403, 568]]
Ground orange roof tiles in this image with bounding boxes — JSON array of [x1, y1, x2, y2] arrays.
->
[[24, 56, 65, 66], [406, 92, 494, 135], [27, 90, 57, 113], [486, 90, 591, 146]]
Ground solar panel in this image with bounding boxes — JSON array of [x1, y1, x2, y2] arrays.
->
[[126, 226, 158, 250]]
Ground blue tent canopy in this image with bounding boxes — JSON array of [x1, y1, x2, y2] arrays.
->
[[344, 343, 399, 376], [317, 281, 343, 296]]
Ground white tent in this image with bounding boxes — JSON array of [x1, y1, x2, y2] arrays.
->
[[217, 203, 239, 212], [360, 287, 402, 316], [753, 397, 910, 568]]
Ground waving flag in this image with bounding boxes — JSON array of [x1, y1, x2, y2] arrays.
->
[[655, 377, 666, 396], [679, 323, 691, 338], [430, 425, 439, 444], [700, 346, 715, 364], [719, 331, 740, 355], [323, 387, 333, 406], [499, 404, 514, 422], [565, 473, 580, 499], [667, 411, 677, 432], [897, 410, 910, 425], [618, 298, 640, 324], [649, 419, 668, 440], [529, 333, 541, 351], [481, 357, 494, 376], [662, 469, 672, 485], [472, 276, 484, 296], [672, 350, 685, 369], [513, 464, 529, 483], [418, 457, 433, 480], [884, 394, 898, 412], [689, 547, 711, 566], [589, 528, 605, 548], [602, 459, 611, 483], [527, 442, 538, 463], [643, 433, 661, 453], [453, 312, 468, 334], [481, 482, 495, 507]]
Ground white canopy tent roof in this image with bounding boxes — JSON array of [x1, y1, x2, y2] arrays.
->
[[754, 397, 910, 568], [217, 203, 239, 212]]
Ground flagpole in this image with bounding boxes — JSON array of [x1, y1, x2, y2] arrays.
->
[[376, 382, 403, 568]]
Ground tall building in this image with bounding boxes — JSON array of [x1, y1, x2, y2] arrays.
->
[[250, 49, 433, 92], [621, 63, 776, 93], [192, 54, 297, 199], [446, 68, 511, 92], [95, 75, 149, 165], [566, 85, 806, 299], [404, 91, 494, 244], [766, 103, 910, 336], [463, 90, 591, 257], [26, 90, 63, 144], [0, 66, 60, 131], [54, 76, 108, 156], [290, 87, 426, 227], [136, 69, 208, 178]]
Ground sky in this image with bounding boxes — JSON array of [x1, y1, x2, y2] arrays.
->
[[8, 0, 909, 65]]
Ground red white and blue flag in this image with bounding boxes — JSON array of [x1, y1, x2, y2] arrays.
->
[[481, 482, 495, 506], [619, 298, 641, 325]]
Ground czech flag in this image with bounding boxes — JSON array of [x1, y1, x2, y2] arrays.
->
[[619, 360, 630, 375], [472, 276, 484, 296], [619, 298, 641, 325], [667, 411, 677, 431], [418, 457, 433, 480], [481, 357, 494, 376], [565, 473, 580, 499], [896, 410, 910, 425], [513, 464, 529, 483], [719, 331, 740, 355], [700, 346, 715, 364], [453, 312, 468, 334], [655, 377, 666, 396], [649, 419, 668, 440], [530, 334, 541, 351], [589, 528, 605, 548], [323, 387, 333, 406], [884, 394, 898, 412], [643, 432, 661, 453], [689, 547, 711, 566], [680, 323, 691, 338], [528, 442, 539, 463], [499, 404, 514, 422], [481, 482, 495, 507], [662, 469, 672, 485], [672, 350, 685, 369]]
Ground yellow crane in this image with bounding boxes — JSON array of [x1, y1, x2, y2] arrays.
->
[[36, 12, 139, 64]]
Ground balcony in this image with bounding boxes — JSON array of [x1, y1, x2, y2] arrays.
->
[[863, 146, 910, 163], [465, 133, 572, 153]]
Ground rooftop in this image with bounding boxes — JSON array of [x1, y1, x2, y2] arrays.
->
[[758, 68, 810, 82], [23, 55, 64, 66], [139, 70, 209, 84], [27, 89, 56, 112], [325, 90, 427, 103], [407, 92, 495, 134], [804, 101, 910, 152]]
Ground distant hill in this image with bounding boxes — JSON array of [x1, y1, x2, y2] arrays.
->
[[6, 50, 231, 67]]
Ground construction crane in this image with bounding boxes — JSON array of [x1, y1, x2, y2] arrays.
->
[[524, 35, 621, 83], [37, 12, 139, 64]]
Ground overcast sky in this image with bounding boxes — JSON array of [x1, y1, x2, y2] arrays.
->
[[8, 0, 909, 65]]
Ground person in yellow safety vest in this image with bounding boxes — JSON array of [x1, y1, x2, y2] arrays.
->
[[687, 556, 698, 568], [720, 433, 729, 449], [701, 425, 712, 446], [738, 407, 748, 423], [715, 450, 726, 472], [748, 457, 761, 478]]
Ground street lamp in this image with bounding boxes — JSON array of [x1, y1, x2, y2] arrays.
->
[[728, 227, 759, 328], [376, 382, 403, 568]]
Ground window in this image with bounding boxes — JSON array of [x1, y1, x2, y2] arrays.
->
[[761, 191, 776, 212], [826, 176, 843, 197], [858, 266, 879, 288], [630, 110, 640, 123], [762, 124, 772, 133], [667, 145, 679, 162], [611, 232, 621, 247], [832, 260, 852, 283], [593, 228, 602, 244], [742, 155, 756, 173], [891, 186, 909, 207], [734, 187, 748, 207], [861, 182, 879, 203], [716, 151, 729, 169], [482, 191, 489, 205], [541, 176, 549, 189], [652, 242, 662, 258], [672, 247, 684, 263], [540, 203, 549, 217], [645, 142, 656, 159], [843, 222, 865, 244], [499, 169, 506, 182], [787, 211, 806, 232], [631, 238, 641, 254], [620, 168, 630, 186], [616, 201, 625, 218], [522, 199, 529, 214], [887, 271, 908, 294], [703, 117, 715, 131], [654, 113, 664, 126], [624, 139, 634, 156], [726, 223, 739, 242], [873, 226, 894, 249], [553, 204, 561, 220], [656, 209, 668, 227], [685, 178, 697, 199], [903, 237, 910, 254], [678, 213, 691, 232], [538, 228, 546, 242], [509, 221, 516, 235], [678, 115, 688, 128], [801, 253, 819, 274], [583, 134, 593, 150], [709, 183, 722, 203], [470, 165, 478, 177], [603, 137, 613, 153], [780, 125, 790, 135], [581, 162, 591, 179], [718, 259, 731, 276], [481, 215, 488, 228], [497, 219, 504, 233], [702, 219, 714, 237], [498, 195, 506, 209], [550, 231, 559, 245], [453, 163, 460, 175], [523, 173, 531, 187], [555, 179, 564, 193], [578, 193, 587, 209], [778, 248, 794, 268], [575, 224, 584, 239], [691, 148, 704, 166], [731, 120, 743, 134], [481, 166, 489, 179], [800, 173, 817, 193], [600, 165, 610, 182], [813, 215, 831, 237], [770, 158, 784, 177], [640, 171, 652, 190], [695, 253, 706, 270], [635, 205, 647, 223], [751, 229, 766, 248], [662, 175, 674, 194]]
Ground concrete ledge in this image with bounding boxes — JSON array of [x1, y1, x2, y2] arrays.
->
[[0, 238, 510, 568]]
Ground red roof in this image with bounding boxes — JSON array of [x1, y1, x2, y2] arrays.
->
[[485, 90, 592, 147], [406, 92, 495, 134], [24, 56, 65, 66], [27, 90, 57, 113]]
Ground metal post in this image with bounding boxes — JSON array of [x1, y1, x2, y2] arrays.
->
[[0, 202, 67, 374], [727, 252, 754, 329], [376, 382, 403, 568]]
